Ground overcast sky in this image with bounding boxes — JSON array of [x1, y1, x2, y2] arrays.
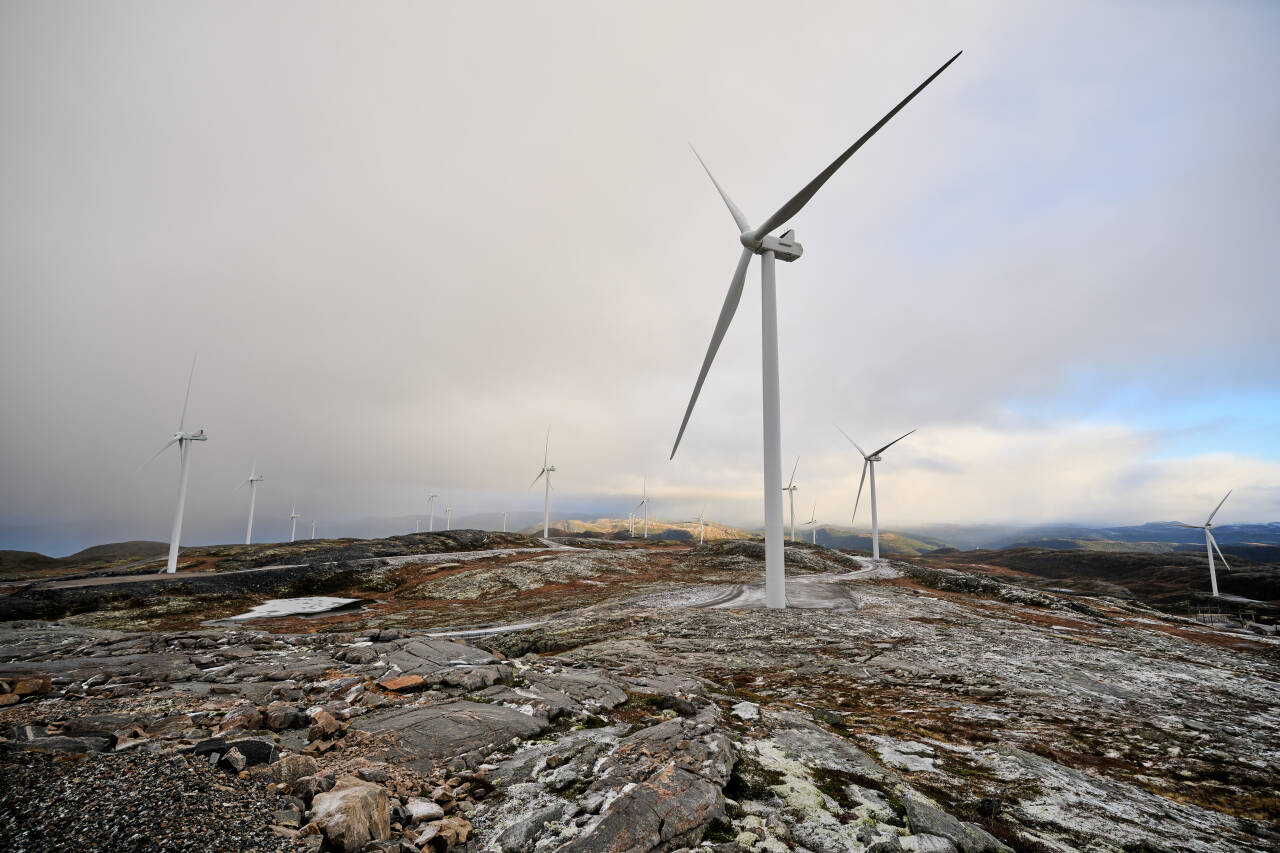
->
[[2, 1, 1278, 555]]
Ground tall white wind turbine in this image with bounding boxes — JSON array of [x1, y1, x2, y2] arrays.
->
[[502, 511, 508, 533], [1166, 491, 1233, 597], [241, 464, 264, 545], [783, 457, 800, 543], [290, 506, 300, 543], [804, 504, 818, 545], [530, 428, 556, 538], [427, 493, 439, 532], [445, 506, 453, 531], [634, 478, 651, 539], [147, 357, 208, 574], [310, 519, 316, 539], [838, 426, 916, 560], [670, 52, 961, 609], [693, 510, 707, 544]]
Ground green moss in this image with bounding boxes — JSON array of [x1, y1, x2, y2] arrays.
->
[[723, 754, 786, 802]]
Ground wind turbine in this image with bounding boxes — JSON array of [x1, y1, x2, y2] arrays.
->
[[241, 464, 264, 545], [310, 519, 316, 539], [669, 52, 962, 609], [689, 510, 706, 545], [783, 457, 800, 543], [445, 506, 453, 531], [290, 506, 300, 543], [804, 504, 819, 545], [628, 512, 636, 537], [147, 357, 207, 574], [1166, 491, 1233, 597], [530, 428, 556, 538], [634, 478, 651, 539], [427, 494, 439, 532], [502, 511, 508, 533], [838, 427, 915, 560]]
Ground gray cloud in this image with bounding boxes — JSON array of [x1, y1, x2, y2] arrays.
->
[[2, 1, 1277, 554]]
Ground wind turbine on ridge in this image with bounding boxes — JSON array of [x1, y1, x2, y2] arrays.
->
[[289, 506, 300, 543], [427, 493, 439, 532], [804, 504, 818, 545], [838, 426, 916, 560], [241, 464, 264, 545], [310, 519, 316, 539], [634, 478, 651, 539], [530, 428, 556, 538], [145, 357, 207, 574], [669, 51, 962, 608], [445, 506, 453, 531], [783, 457, 800, 543], [1165, 491, 1234, 597]]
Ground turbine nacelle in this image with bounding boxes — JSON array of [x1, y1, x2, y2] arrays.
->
[[741, 229, 803, 262]]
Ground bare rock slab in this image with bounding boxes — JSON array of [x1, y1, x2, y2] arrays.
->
[[354, 700, 548, 771]]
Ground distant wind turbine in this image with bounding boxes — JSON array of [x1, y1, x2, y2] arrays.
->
[[838, 426, 916, 559], [145, 357, 207, 574], [669, 52, 962, 609], [628, 512, 636, 537], [502, 511, 508, 533], [427, 494, 439, 532], [530, 428, 556, 538], [310, 519, 316, 539], [241, 464, 264, 545], [290, 506, 300, 543], [689, 510, 706, 545], [1166, 491, 1233, 597], [783, 457, 800, 543], [445, 506, 452, 531], [634, 478, 651, 539], [804, 504, 818, 545]]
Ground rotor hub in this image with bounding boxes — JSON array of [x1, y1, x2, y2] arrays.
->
[[742, 229, 803, 262]]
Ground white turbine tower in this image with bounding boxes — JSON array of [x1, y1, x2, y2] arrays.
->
[[426, 493, 439, 532], [146, 358, 207, 574], [502, 511, 508, 533], [241, 464, 264, 545], [783, 457, 800, 543], [838, 427, 915, 560], [1167, 491, 1233, 598], [691, 510, 706, 544], [445, 506, 453, 531], [634, 478, 651, 539], [804, 504, 818, 545], [628, 512, 636, 537], [530, 428, 556, 538], [310, 519, 317, 539], [289, 506, 300, 543], [670, 52, 961, 609]]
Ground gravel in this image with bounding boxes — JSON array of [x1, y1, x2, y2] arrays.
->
[[0, 748, 312, 852]]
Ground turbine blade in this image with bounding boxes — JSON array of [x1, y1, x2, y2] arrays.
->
[[543, 427, 550, 468], [1206, 489, 1232, 525], [137, 437, 180, 471], [836, 425, 869, 458], [690, 144, 750, 234], [852, 460, 868, 524], [178, 354, 197, 432], [1208, 531, 1231, 571], [751, 51, 962, 241], [1160, 522, 1201, 529], [787, 456, 799, 489], [670, 247, 754, 458], [873, 428, 917, 457], [529, 469, 546, 489]]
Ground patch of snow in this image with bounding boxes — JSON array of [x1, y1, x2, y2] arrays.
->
[[226, 596, 367, 620]]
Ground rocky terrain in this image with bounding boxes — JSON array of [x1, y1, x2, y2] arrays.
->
[[2, 534, 1278, 852]]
